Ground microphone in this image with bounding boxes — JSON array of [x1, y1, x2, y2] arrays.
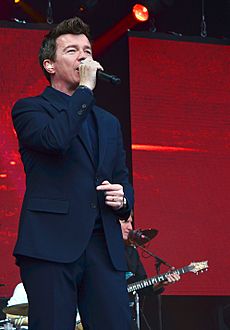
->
[[128, 230, 149, 242], [97, 70, 121, 85]]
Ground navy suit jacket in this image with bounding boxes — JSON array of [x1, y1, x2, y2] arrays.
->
[[12, 86, 134, 270]]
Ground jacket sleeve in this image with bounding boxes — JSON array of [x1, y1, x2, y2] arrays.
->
[[12, 88, 94, 155]]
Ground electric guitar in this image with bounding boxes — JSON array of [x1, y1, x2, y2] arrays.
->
[[127, 261, 208, 293]]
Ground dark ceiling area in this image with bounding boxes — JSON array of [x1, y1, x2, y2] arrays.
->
[[1, 0, 230, 40]]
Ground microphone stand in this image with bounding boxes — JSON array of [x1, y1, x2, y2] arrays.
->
[[134, 291, 140, 330], [131, 241, 172, 330]]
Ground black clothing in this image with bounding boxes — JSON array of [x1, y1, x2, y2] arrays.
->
[[125, 245, 164, 330]]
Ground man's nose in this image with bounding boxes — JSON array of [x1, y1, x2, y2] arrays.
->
[[127, 224, 133, 230], [78, 55, 86, 62], [78, 49, 87, 61]]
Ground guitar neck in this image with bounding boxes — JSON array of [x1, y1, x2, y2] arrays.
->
[[127, 265, 190, 293]]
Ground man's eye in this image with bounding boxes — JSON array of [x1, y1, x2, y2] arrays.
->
[[67, 49, 75, 53], [85, 50, 92, 55]]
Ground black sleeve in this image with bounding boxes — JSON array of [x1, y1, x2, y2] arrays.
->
[[126, 246, 154, 297]]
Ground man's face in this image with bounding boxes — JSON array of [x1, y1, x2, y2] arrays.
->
[[120, 215, 133, 241], [49, 33, 92, 93]]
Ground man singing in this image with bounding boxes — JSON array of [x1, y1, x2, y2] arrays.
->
[[12, 16, 134, 330]]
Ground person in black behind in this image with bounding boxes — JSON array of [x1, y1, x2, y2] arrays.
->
[[120, 212, 180, 329], [12, 16, 134, 330]]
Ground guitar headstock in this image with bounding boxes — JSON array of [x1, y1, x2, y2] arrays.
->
[[188, 261, 208, 274]]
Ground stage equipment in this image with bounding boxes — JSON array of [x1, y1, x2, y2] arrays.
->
[[46, 0, 53, 24], [201, 0, 207, 37], [3, 304, 28, 317], [128, 228, 158, 246], [132, 4, 149, 22]]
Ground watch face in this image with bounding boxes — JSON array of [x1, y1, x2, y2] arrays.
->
[[123, 197, 127, 207]]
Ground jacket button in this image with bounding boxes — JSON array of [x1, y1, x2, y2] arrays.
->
[[77, 104, 87, 115], [90, 202, 97, 209], [77, 109, 84, 115]]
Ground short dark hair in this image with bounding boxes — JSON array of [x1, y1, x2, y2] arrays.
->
[[39, 17, 91, 82]]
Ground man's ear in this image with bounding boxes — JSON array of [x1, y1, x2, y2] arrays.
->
[[43, 59, 55, 74]]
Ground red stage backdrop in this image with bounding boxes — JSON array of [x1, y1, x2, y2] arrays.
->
[[0, 26, 229, 298], [129, 35, 230, 296], [0, 26, 48, 297]]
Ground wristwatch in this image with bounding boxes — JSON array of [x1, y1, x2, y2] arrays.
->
[[123, 196, 127, 209]]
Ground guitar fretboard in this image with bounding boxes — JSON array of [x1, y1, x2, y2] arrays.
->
[[127, 266, 191, 293]]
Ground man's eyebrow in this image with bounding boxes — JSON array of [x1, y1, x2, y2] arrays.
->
[[63, 44, 92, 51], [83, 45, 92, 51], [63, 44, 77, 51]]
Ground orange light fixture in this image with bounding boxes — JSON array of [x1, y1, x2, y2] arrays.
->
[[14, 0, 21, 3], [132, 3, 149, 22]]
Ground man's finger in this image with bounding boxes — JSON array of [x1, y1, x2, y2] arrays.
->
[[96, 183, 122, 191]]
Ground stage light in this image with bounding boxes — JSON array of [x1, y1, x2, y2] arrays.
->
[[132, 4, 149, 22], [13, 1, 45, 22], [93, 3, 150, 55]]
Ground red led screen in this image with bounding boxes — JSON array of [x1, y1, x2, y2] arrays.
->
[[129, 35, 230, 295], [0, 26, 48, 297], [0, 26, 229, 298]]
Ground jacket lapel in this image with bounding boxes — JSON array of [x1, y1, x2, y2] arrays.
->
[[93, 108, 107, 170], [41, 87, 105, 168], [41, 86, 69, 112], [78, 123, 96, 167]]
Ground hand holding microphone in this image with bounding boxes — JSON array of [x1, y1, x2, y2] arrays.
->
[[79, 58, 121, 90], [79, 58, 103, 90]]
